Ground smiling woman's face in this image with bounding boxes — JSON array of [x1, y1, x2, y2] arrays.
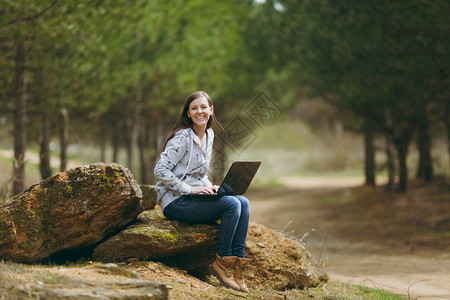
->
[[187, 96, 214, 128]]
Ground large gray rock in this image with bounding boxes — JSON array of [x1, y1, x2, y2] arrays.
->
[[92, 208, 220, 272], [91, 209, 328, 290], [0, 262, 168, 299], [0, 163, 143, 263]]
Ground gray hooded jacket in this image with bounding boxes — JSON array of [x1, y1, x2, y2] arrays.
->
[[154, 128, 214, 211]]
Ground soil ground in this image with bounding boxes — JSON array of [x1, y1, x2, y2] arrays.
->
[[1, 172, 448, 299], [248, 176, 450, 300]]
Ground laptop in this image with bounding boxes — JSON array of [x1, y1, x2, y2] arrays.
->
[[193, 161, 261, 198]]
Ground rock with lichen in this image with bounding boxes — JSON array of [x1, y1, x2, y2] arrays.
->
[[0, 163, 143, 263], [92, 208, 219, 273], [92, 207, 328, 290]]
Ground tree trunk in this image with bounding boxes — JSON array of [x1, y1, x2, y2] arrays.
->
[[125, 119, 133, 169], [39, 111, 52, 179], [127, 86, 143, 173], [59, 108, 69, 171], [139, 123, 149, 184], [364, 122, 376, 186], [385, 133, 396, 191], [394, 138, 409, 193], [416, 106, 433, 182], [13, 38, 27, 195], [393, 123, 416, 193], [100, 124, 107, 163], [111, 117, 120, 163], [445, 100, 450, 189], [211, 136, 228, 184], [146, 118, 160, 184]]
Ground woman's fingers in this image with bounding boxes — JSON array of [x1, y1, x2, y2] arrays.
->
[[192, 186, 211, 194], [192, 186, 218, 194], [202, 187, 214, 194]]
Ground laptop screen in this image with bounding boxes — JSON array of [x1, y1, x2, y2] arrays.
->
[[221, 161, 261, 195]]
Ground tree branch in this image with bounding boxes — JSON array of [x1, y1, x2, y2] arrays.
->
[[8, 0, 59, 25]]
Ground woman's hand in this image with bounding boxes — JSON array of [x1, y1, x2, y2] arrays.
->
[[212, 185, 220, 193], [190, 185, 219, 195]]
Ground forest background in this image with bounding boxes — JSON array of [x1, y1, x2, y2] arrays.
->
[[1, 0, 449, 198]]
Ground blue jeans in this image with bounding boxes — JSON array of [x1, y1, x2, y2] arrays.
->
[[163, 194, 250, 258]]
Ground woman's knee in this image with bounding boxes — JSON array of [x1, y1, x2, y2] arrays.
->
[[236, 196, 250, 213], [221, 195, 241, 213]]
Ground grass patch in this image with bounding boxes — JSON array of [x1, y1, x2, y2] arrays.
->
[[350, 284, 407, 300], [0, 155, 43, 196], [250, 281, 408, 300], [252, 177, 286, 189], [299, 282, 408, 299]]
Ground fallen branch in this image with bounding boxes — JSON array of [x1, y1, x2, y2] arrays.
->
[[317, 227, 329, 265], [266, 231, 278, 257], [407, 279, 428, 300]]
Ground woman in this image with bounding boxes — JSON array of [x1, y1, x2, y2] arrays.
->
[[154, 91, 251, 292]]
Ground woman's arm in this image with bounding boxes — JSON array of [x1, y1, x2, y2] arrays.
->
[[154, 134, 192, 195]]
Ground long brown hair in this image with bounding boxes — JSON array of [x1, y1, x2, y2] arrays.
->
[[162, 91, 221, 150]]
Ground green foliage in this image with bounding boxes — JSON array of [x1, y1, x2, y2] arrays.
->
[[0, 0, 448, 186], [285, 0, 448, 113], [0, 0, 259, 138]]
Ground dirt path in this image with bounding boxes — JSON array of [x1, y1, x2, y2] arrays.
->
[[248, 177, 450, 300]]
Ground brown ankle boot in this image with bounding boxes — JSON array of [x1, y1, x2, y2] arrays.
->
[[208, 254, 240, 291], [234, 257, 251, 293]]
